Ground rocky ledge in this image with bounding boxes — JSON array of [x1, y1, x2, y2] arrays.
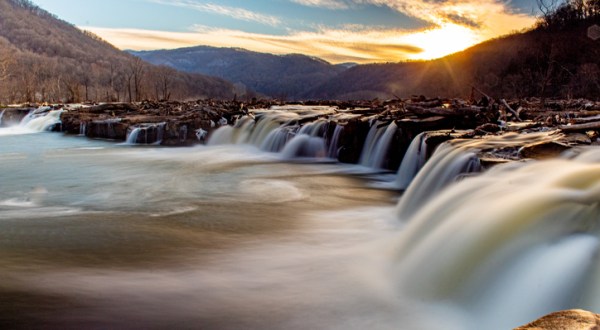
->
[[2, 97, 600, 169]]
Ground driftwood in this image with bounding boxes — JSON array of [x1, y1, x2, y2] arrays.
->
[[500, 99, 522, 122], [405, 105, 482, 117], [84, 103, 139, 114], [559, 121, 600, 132]]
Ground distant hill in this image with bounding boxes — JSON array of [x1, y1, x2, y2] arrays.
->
[[130, 46, 346, 100], [0, 0, 236, 104], [304, 14, 600, 100]]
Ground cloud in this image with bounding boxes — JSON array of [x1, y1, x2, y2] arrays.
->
[[149, 0, 282, 27], [83, 0, 536, 63], [83, 25, 427, 64], [290, 0, 351, 10]]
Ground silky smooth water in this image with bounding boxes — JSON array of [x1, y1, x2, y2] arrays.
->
[[0, 128, 420, 329], [2, 113, 600, 329]]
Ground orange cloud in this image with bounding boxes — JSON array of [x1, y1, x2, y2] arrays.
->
[[82, 0, 535, 64]]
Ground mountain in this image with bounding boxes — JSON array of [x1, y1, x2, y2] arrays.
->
[[130, 46, 346, 100], [0, 0, 236, 104], [305, 13, 600, 100]]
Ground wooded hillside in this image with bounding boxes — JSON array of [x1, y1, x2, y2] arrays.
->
[[0, 0, 236, 104], [303, 0, 600, 100], [131, 46, 346, 100]]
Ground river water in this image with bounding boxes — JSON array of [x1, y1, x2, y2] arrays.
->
[[2, 109, 600, 329]]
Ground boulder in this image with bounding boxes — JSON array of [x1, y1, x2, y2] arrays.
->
[[519, 141, 571, 159], [514, 309, 600, 330]]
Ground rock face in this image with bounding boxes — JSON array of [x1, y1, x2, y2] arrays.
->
[[60, 101, 244, 146], [514, 309, 600, 330], [0, 107, 33, 127]]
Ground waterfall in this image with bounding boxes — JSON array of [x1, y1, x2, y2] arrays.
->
[[280, 134, 327, 159], [260, 127, 294, 152], [394, 132, 428, 190], [396, 131, 566, 220], [207, 106, 338, 160], [392, 148, 600, 329], [21, 109, 64, 132], [125, 127, 143, 144], [79, 122, 87, 136], [359, 121, 398, 169], [0, 109, 5, 127], [396, 143, 481, 219], [327, 124, 344, 159], [124, 123, 166, 145]]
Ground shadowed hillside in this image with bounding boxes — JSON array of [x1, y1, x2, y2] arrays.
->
[[0, 0, 236, 103], [131, 46, 347, 100], [304, 6, 599, 101]]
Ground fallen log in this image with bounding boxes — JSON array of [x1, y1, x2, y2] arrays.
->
[[500, 99, 522, 122], [559, 121, 600, 132]]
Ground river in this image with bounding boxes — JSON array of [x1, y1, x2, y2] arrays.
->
[[1, 108, 600, 329]]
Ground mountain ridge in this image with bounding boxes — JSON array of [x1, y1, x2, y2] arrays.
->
[[130, 45, 347, 100]]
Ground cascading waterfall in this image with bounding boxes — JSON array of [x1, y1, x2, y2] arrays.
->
[[359, 121, 398, 169], [396, 131, 565, 220], [280, 134, 327, 159], [125, 123, 166, 145], [393, 147, 600, 329], [260, 127, 294, 152], [79, 122, 87, 136], [125, 127, 143, 144], [21, 109, 64, 131], [0, 109, 5, 127], [208, 106, 339, 160], [327, 124, 344, 158], [394, 132, 428, 190]]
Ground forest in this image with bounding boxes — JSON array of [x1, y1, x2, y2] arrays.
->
[[0, 0, 236, 104]]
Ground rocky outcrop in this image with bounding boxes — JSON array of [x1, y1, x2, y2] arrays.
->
[[9, 97, 600, 171], [515, 309, 600, 330], [0, 107, 33, 127], [60, 101, 245, 146]]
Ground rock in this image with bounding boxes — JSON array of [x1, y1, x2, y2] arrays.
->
[[0, 107, 33, 127], [518, 141, 571, 159], [564, 133, 592, 145], [514, 309, 600, 330], [476, 123, 501, 133]]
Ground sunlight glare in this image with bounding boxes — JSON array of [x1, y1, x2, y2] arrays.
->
[[405, 23, 481, 60]]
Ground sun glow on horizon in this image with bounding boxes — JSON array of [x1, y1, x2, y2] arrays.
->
[[404, 23, 481, 60]]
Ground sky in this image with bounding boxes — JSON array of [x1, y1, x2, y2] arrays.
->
[[31, 0, 540, 64]]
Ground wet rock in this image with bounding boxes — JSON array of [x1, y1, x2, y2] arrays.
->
[[514, 309, 600, 330], [518, 141, 571, 159], [564, 133, 592, 145], [0, 107, 33, 127]]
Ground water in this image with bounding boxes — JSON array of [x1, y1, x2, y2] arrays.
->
[[2, 113, 600, 329], [359, 121, 398, 169]]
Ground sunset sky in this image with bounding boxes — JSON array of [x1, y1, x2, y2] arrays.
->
[[31, 0, 540, 63]]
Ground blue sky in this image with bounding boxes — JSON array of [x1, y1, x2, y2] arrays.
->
[[31, 0, 540, 63]]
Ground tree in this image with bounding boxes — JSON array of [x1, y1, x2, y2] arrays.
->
[[0, 50, 13, 81], [128, 57, 145, 102]]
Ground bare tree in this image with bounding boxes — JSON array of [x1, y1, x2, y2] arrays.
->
[[0, 51, 13, 81], [128, 57, 145, 102], [153, 65, 173, 101]]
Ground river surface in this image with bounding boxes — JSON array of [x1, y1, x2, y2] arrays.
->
[[2, 118, 600, 329], [0, 130, 428, 329]]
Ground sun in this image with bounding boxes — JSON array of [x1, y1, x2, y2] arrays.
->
[[404, 23, 481, 60]]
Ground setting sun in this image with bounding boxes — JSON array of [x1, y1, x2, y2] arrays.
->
[[404, 23, 481, 60]]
